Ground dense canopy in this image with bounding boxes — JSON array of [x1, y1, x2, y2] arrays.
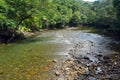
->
[[0, 0, 120, 42]]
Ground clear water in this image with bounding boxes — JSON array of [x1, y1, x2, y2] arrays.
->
[[0, 33, 63, 80], [0, 29, 118, 80]]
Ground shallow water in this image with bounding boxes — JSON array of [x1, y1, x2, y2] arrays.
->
[[0, 29, 119, 80], [0, 33, 64, 80]]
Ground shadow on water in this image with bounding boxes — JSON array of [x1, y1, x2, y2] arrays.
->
[[17, 36, 52, 44]]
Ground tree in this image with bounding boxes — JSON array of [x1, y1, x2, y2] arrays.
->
[[5, 0, 40, 30], [113, 0, 120, 32], [113, 0, 120, 20], [91, 0, 116, 29], [0, 0, 8, 30]]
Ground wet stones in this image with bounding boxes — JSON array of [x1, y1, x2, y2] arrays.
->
[[83, 56, 89, 60], [52, 59, 58, 63], [97, 54, 103, 57], [85, 54, 120, 80], [54, 57, 87, 79], [103, 56, 110, 60], [53, 32, 120, 80], [55, 70, 62, 76], [68, 51, 120, 80]]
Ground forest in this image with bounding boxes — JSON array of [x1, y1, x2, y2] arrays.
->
[[0, 0, 120, 43], [0, 0, 120, 80]]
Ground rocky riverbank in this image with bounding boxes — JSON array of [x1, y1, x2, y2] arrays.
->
[[53, 32, 120, 80], [54, 47, 120, 80]]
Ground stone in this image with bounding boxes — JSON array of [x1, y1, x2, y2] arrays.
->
[[103, 56, 110, 60], [76, 64, 81, 67], [52, 59, 58, 63], [65, 67, 71, 71], [97, 54, 103, 57], [57, 78, 65, 80], [55, 70, 61, 76], [84, 56, 89, 60]]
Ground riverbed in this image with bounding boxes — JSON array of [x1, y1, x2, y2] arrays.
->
[[0, 28, 119, 80]]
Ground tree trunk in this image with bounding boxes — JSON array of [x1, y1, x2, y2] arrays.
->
[[15, 14, 31, 30]]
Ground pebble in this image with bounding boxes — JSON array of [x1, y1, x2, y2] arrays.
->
[[54, 37, 120, 80], [103, 56, 110, 60], [52, 59, 58, 63], [55, 70, 61, 76], [83, 56, 89, 60]]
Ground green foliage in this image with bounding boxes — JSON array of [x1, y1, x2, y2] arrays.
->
[[0, 0, 119, 35], [1, 0, 97, 30], [91, 0, 117, 30], [113, 0, 120, 32], [70, 11, 81, 26], [113, 0, 120, 20], [0, 0, 7, 30], [19, 25, 31, 32]]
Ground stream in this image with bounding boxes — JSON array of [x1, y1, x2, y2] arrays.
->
[[0, 28, 119, 80]]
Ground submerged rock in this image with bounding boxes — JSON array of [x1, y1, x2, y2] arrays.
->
[[52, 59, 58, 63]]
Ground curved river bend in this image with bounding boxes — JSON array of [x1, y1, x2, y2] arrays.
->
[[0, 29, 119, 80]]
